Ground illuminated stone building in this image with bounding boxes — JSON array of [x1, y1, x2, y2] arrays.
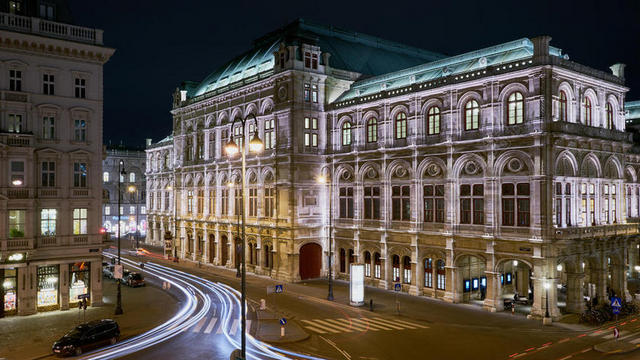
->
[[146, 19, 638, 318], [0, 1, 114, 316]]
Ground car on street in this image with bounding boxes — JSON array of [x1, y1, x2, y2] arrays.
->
[[52, 319, 120, 357], [122, 272, 145, 287], [102, 265, 114, 279]]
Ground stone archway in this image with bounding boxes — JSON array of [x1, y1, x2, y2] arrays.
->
[[299, 243, 322, 280], [455, 255, 486, 304]]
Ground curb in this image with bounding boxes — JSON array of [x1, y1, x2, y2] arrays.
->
[[593, 340, 640, 354]]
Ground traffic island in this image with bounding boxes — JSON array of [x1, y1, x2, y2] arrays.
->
[[593, 339, 640, 354], [254, 310, 309, 344]]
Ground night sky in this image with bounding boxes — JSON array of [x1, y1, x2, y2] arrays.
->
[[67, 0, 640, 147]]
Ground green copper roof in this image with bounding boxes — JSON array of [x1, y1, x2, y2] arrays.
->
[[334, 38, 566, 103], [190, 19, 447, 98], [625, 101, 640, 123]]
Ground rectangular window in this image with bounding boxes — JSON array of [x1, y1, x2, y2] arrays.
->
[[234, 188, 242, 216], [43, 73, 54, 95], [312, 84, 318, 103], [74, 78, 86, 98], [141, 206, 146, 215], [9, 69, 21, 91], [304, 83, 310, 102], [73, 162, 87, 187], [516, 183, 530, 226], [423, 185, 445, 223], [363, 186, 380, 220], [74, 119, 86, 142], [264, 119, 275, 150], [40, 209, 57, 236], [220, 129, 228, 157], [10, 160, 24, 186], [187, 190, 194, 214], [8, 114, 23, 133], [392, 185, 411, 221], [249, 188, 258, 217], [304, 52, 318, 69], [8, 210, 25, 238], [42, 116, 55, 139], [130, 206, 136, 215], [197, 190, 204, 215], [460, 184, 484, 224], [104, 206, 110, 215], [221, 189, 228, 215], [304, 117, 318, 147], [72, 208, 87, 234], [265, 187, 275, 218], [209, 190, 215, 216], [339, 187, 354, 219]]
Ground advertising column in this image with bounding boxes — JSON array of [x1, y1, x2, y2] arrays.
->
[[350, 263, 365, 306]]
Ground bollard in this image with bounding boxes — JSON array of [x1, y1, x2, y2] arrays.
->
[[369, 299, 374, 312], [260, 299, 266, 310], [280, 326, 285, 337], [511, 302, 515, 315]]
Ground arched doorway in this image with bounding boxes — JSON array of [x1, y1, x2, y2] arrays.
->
[[497, 259, 533, 313], [221, 235, 228, 266], [455, 255, 486, 304], [299, 243, 322, 280]]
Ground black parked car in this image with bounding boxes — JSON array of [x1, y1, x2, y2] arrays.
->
[[52, 319, 120, 356]]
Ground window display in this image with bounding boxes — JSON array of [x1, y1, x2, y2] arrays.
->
[[69, 262, 90, 304], [3, 269, 17, 312], [37, 265, 59, 307]]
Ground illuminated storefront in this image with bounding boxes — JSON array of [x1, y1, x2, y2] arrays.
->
[[37, 265, 59, 310], [2, 269, 17, 314], [69, 262, 90, 306]]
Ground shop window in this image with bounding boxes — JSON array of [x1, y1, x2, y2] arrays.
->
[[424, 258, 433, 288], [40, 209, 57, 236], [2, 269, 17, 312], [8, 210, 25, 238], [69, 262, 90, 306], [37, 265, 59, 308]]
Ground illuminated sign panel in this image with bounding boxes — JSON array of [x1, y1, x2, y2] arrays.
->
[[350, 264, 365, 306]]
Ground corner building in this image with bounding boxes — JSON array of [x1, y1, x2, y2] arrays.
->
[[146, 19, 639, 318], [0, 1, 114, 316]]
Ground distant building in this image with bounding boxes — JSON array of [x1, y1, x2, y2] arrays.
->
[[625, 100, 640, 131], [0, 0, 114, 316], [102, 144, 147, 246], [146, 19, 638, 319]]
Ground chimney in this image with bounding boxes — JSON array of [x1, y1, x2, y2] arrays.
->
[[610, 63, 626, 80], [531, 36, 552, 59], [145, 138, 152, 147]]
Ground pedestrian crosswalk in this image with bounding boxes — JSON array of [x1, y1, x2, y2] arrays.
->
[[190, 316, 252, 336], [301, 317, 428, 335]]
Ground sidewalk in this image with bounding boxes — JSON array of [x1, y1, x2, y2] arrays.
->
[[0, 275, 179, 360]]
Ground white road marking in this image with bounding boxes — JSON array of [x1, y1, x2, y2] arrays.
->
[[393, 319, 429, 329], [351, 318, 393, 331], [328, 318, 373, 331], [192, 317, 207, 333], [230, 319, 239, 336], [204, 317, 218, 334], [246, 320, 252, 333], [367, 318, 407, 330], [314, 319, 354, 332], [301, 319, 342, 333], [303, 325, 328, 334], [320, 335, 351, 360]]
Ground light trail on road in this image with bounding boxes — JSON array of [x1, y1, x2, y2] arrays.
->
[[79, 252, 325, 360]]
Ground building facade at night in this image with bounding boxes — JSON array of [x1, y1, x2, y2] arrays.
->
[[0, 1, 113, 316], [102, 144, 147, 245], [146, 19, 639, 318]]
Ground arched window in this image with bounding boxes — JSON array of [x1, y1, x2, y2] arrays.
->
[[248, 243, 254, 264], [342, 122, 352, 146], [103, 172, 109, 182], [427, 106, 440, 135], [374, 252, 381, 279], [436, 259, 446, 290], [348, 249, 355, 269], [464, 100, 479, 130], [605, 102, 613, 129], [583, 97, 592, 126], [366, 118, 378, 143], [395, 112, 407, 139], [559, 91, 568, 121], [364, 251, 371, 277], [129, 172, 136, 183], [264, 245, 270, 268], [339, 248, 346, 273], [402, 256, 411, 284], [507, 92, 524, 125], [392, 255, 400, 282], [424, 258, 433, 288]]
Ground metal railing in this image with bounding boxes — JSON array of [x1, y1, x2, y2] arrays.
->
[[0, 12, 103, 45]]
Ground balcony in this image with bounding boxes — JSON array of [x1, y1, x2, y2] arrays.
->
[[1, 90, 29, 102], [0, 12, 103, 45], [39, 188, 58, 197], [550, 122, 632, 142], [72, 188, 90, 197], [553, 223, 639, 241], [0, 132, 33, 147]]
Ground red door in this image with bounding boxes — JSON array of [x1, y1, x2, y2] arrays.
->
[[299, 243, 322, 280]]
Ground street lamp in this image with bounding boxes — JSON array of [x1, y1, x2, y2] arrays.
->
[[544, 280, 550, 320], [225, 114, 263, 360], [127, 185, 139, 249], [316, 174, 334, 301], [166, 184, 178, 261], [227, 181, 241, 278], [115, 160, 126, 315]]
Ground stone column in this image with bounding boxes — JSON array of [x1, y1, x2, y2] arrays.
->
[[629, 240, 639, 279], [192, 223, 197, 261], [594, 255, 608, 303], [483, 272, 503, 312], [531, 260, 560, 320], [60, 264, 69, 311], [444, 238, 455, 303], [415, 252, 424, 296], [565, 272, 585, 314], [203, 227, 209, 264]]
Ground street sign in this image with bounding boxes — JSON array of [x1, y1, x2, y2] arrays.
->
[[275, 284, 283, 293], [114, 264, 123, 279], [394, 283, 401, 292], [279, 318, 287, 326], [77, 293, 90, 300], [611, 296, 622, 315]]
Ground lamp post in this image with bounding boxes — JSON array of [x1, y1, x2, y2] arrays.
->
[[543, 280, 550, 324], [227, 181, 241, 278], [128, 185, 139, 249], [316, 175, 334, 301], [115, 160, 126, 315], [166, 183, 178, 261], [225, 114, 263, 360]]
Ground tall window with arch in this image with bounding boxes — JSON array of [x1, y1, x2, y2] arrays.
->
[[583, 97, 592, 126], [436, 259, 446, 290], [364, 251, 371, 277], [392, 255, 400, 282], [339, 248, 346, 273], [395, 112, 407, 139], [402, 256, 411, 284], [374, 252, 381, 279], [559, 91, 568, 121], [129, 172, 135, 183], [366, 118, 378, 143], [342, 122, 352, 146], [427, 106, 440, 135], [424, 258, 433, 288], [464, 100, 479, 130], [605, 102, 614, 130], [507, 92, 524, 125]]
